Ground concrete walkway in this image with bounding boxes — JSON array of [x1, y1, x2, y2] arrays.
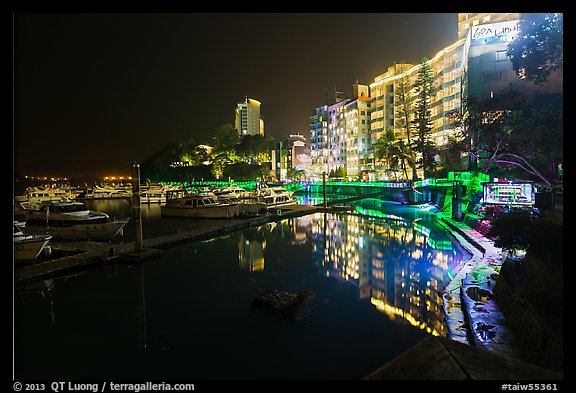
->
[[437, 215, 522, 361]]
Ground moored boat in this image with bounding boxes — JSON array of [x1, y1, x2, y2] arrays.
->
[[77, 184, 132, 200], [161, 190, 239, 219], [19, 200, 129, 241], [14, 222, 52, 262], [14, 186, 76, 203], [254, 186, 298, 208]]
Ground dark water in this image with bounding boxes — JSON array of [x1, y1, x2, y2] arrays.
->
[[14, 197, 471, 380]]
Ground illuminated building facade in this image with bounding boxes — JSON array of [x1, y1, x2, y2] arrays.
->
[[457, 13, 520, 40], [309, 84, 370, 178], [271, 133, 310, 181], [367, 39, 466, 180], [235, 97, 264, 136], [464, 16, 563, 105], [313, 13, 562, 181]]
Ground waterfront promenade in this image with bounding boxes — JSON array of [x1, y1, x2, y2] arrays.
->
[[438, 214, 521, 360]]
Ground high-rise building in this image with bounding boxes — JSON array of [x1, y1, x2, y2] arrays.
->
[[310, 13, 562, 181], [457, 13, 520, 40], [309, 84, 370, 178], [271, 133, 310, 181], [235, 97, 264, 136], [367, 39, 466, 180], [365, 13, 562, 179], [463, 16, 563, 105]]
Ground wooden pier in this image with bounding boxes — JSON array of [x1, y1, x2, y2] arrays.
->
[[14, 204, 320, 285]]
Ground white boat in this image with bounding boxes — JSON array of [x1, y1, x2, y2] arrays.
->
[[217, 196, 268, 216], [14, 186, 75, 203], [140, 184, 168, 204], [254, 186, 298, 208], [14, 200, 44, 222], [212, 186, 267, 216], [161, 190, 239, 219], [78, 184, 132, 200], [212, 186, 250, 199], [14, 222, 52, 262], [19, 200, 129, 241]]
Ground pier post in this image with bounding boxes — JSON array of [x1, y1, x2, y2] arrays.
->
[[323, 172, 327, 209], [132, 163, 143, 253]]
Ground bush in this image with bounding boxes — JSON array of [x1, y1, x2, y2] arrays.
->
[[486, 210, 563, 269], [523, 211, 563, 266], [485, 210, 533, 250]]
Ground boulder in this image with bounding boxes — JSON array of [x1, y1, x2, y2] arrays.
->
[[251, 289, 308, 316]]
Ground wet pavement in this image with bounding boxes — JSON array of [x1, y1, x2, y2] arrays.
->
[[438, 215, 522, 360]]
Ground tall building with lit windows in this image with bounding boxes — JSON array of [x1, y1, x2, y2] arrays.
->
[[363, 12, 562, 180], [235, 97, 264, 136], [457, 13, 520, 39], [310, 13, 562, 180], [367, 38, 466, 180], [309, 84, 370, 178]]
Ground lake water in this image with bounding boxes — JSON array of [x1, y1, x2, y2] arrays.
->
[[14, 196, 471, 380]]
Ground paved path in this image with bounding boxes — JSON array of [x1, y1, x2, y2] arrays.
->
[[438, 215, 522, 361]]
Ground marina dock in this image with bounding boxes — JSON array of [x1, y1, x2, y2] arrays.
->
[[15, 204, 321, 285]]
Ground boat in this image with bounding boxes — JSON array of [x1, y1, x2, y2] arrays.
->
[[14, 200, 44, 222], [14, 186, 76, 203], [14, 222, 52, 262], [212, 186, 267, 216], [212, 186, 250, 200], [18, 200, 130, 241], [254, 186, 298, 208], [77, 184, 132, 200], [140, 184, 170, 204], [161, 190, 239, 219]]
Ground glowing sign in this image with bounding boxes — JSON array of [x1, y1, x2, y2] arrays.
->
[[470, 20, 520, 46], [483, 182, 534, 206]]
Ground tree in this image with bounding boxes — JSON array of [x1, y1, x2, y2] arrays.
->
[[374, 128, 398, 180], [438, 136, 466, 173], [237, 134, 273, 165], [181, 145, 210, 166], [449, 85, 562, 187], [374, 128, 417, 181], [394, 63, 418, 181], [212, 123, 240, 152], [411, 57, 436, 179], [507, 13, 563, 86], [287, 167, 306, 181]]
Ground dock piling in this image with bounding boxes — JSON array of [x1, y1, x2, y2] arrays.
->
[[323, 172, 327, 209], [132, 163, 143, 253]]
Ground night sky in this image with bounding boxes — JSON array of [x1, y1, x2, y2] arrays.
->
[[13, 13, 457, 177]]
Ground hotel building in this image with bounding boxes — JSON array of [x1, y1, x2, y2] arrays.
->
[[235, 97, 265, 136], [310, 83, 371, 179], [310, 12, 562, 180]]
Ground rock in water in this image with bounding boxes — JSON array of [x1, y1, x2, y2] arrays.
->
[[251, 289, 308, 316]]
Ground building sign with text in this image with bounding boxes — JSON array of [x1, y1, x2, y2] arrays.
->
[[470, 20, 520, 46]]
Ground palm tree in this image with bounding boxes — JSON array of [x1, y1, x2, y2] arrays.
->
[[390, 138, 414, 181], [374, 128, 398, 180], [374, 128, 416, 181]]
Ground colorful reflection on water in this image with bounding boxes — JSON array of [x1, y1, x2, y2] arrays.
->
[[15, 200, 471, 379], [236, 209, 470, 338]]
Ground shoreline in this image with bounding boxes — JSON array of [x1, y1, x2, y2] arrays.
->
[[437, 213, 523, 360]]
